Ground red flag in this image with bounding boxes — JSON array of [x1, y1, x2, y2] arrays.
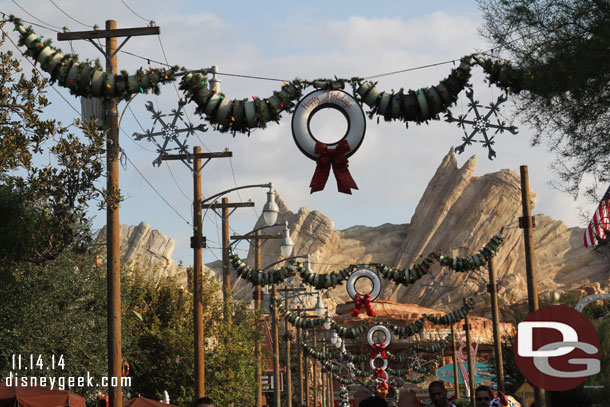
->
[[584, 185, 610, 248]]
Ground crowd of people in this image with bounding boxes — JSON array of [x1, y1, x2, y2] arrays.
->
[[354, 381, 522, 407], [191, 382, 521, 407]]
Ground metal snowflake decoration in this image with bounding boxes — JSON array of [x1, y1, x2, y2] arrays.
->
[[445, 87, 518, 160], [132, 99, 208, 169], [407, 352, 425, 369]]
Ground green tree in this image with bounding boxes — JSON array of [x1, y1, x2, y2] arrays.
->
[[477, 0, 610, 197], [0, 22, 105, 265], [0, 242, 108, 403], [123, 270, 259, 407]]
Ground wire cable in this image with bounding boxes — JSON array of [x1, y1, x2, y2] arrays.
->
[[11, 0, 63, 30], [119, 0, 150, 24], [48, 0, 92, 29], [121, 148, 192, 226]]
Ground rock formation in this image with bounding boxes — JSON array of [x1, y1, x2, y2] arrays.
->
[[225, 148, 609, 320], [114, 149, 609, 321]]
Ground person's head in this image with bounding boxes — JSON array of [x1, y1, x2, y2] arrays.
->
[[475, 385, 494, 407], [358, 395, 389, 407], [193, 397, 214, 407], [427, 381, 449, 407]]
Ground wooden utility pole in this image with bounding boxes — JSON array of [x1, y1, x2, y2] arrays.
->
[[488, 257, 505, 393], [255, 232, 263, 407], [192, 147, 205, 398], [203, 198, 254, 330], [285, 296, 293, 407], [57, 21, 160, 407], [464, 306, 476, 407], [450, 323, 460, 399], [313, 331, 318, 407], [304, 330, 310, 407], [297, 307, 304, 407], [163, 148, 231, 398], [272, 285, 281, 407], [519, 165, 545, 407]]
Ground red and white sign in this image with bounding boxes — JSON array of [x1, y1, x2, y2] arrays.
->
[[514, 305, 600, 391]]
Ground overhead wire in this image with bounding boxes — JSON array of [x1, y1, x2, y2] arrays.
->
[[11, 0, 62, 30], [119, 0, 150, 24], [48, 0, 92, 29]]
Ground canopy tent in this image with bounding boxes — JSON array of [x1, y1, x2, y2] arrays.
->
[[124, 397, 177, 407], [0, 381, 85, 407]]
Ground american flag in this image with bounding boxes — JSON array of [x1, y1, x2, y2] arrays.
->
[[584, 185, 610, 248]]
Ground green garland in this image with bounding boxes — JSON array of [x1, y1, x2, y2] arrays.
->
[[10, 17, 179, 99], [230, 230, 503, 288], [229, 246, 292, 285], [354, 56, 473, 124], [282, 296, 475, 340], [178, 56, 474, 133], [473, 56, 530, 94], [179, 72, 303, 134]]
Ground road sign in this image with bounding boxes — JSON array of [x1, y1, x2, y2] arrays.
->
[[514, 382, 535, 407], [435, 362, 495, 384], [262, 370, 283, 392]]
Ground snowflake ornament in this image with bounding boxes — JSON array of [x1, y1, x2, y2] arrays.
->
[[132, 99, 208, 169], [445, 87, 518, 160], [408, 352, 425, 369]]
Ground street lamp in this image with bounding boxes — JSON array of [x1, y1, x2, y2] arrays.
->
[[330, 330, 338, 345], [315, 294, 325, 317], [263, 188, 279, 226], [280, 221, 294, 257], [323, 312, 332, 330]]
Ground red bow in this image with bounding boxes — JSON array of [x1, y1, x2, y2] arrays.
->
[[309, 140, 358, 194], [373, 368, 387, 380], [351, 293, 375, 317], [370, 343, 387, 360]]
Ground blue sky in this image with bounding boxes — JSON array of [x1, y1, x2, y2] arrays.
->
[[1, 1, 594, 266]]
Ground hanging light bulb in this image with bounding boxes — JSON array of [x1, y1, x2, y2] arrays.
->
[[280, 221, 294, 257], [315, 294, 325, 317], [262, 185, 279, 226], [340, 341, 346, 353], [335, 337, 342, 348]]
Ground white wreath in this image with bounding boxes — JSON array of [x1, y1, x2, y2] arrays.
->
[[347, 269, 381, 301], [370, 356, 388, 371], [367, 325, 392, 348], [291, 89, 366, 160]]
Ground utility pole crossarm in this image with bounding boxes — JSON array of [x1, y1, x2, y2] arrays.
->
[[202, 202, 255, 209], [162, 152, 232, 161], [57, 26, 160, 41]]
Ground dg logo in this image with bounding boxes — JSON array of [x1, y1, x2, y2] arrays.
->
[[514, 305, 600, 391]]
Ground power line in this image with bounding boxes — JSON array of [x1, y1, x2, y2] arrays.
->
[[119, 0, 150, 24], [48, 0, 92, 29], [121, 147, 192, 226], [11, 0, 63, 30]]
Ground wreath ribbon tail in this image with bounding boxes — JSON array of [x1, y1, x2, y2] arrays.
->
[[309, 158, 332, 193], [332, 140, 358, 194]]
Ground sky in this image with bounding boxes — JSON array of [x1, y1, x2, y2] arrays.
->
[[1, 0, 596, 267]]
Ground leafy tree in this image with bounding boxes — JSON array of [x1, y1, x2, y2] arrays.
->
[[123, 270, 259, 407], [477, 0, 610, 197], [0, 23, 105, 265], [0, 242, 108, 403]]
